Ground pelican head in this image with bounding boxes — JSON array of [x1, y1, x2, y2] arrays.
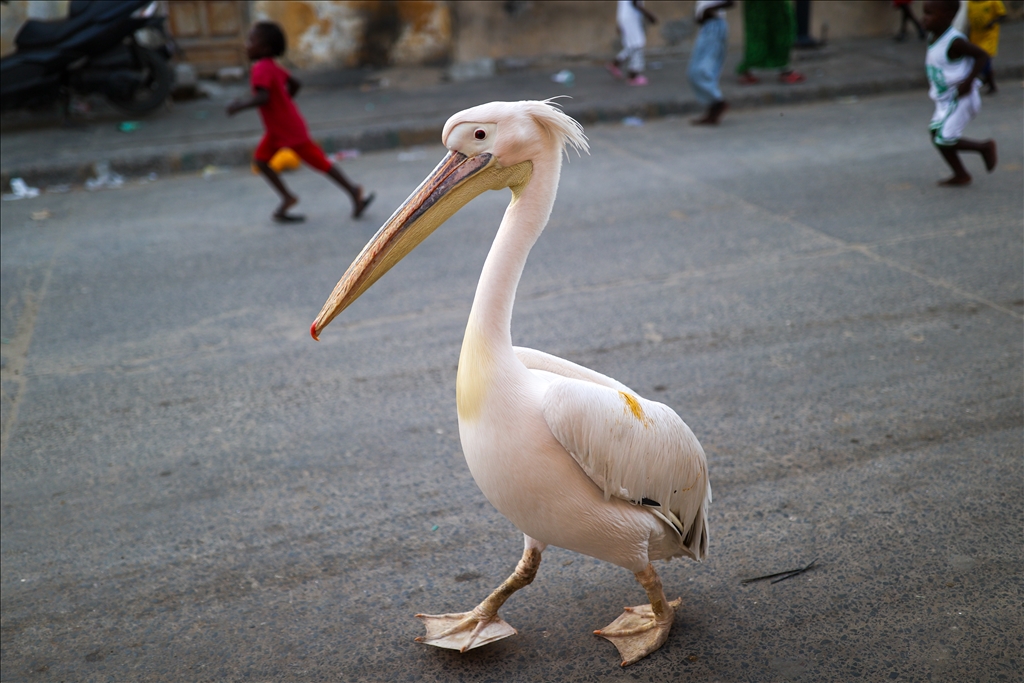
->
[[311, 100, 587, 340]]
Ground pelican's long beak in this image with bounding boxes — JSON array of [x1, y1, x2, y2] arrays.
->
[[311, 151, 530, 340]]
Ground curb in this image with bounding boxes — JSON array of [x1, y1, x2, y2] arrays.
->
[[2, 64, 1021, 192]]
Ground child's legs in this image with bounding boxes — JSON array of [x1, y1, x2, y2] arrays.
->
[[291, 140, 364, 203], [981, 58, 996, 89], [618, 46, 644, 76], [618, 15, 646, 75], [932, 129, 970, 180], [254, 136, 297, 204]]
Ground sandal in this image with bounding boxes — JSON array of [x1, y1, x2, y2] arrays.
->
[[353, 188, 375, 219]]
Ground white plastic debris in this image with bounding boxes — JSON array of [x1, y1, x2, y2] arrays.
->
[[551, 69, 575, 85], [201, 165, 226, 178], [622, 116, 644, 127], [85, 162, 124, 190], [2, 178, 41, 200]]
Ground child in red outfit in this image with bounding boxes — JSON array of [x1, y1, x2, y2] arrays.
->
[[227, 22, 373, 223]]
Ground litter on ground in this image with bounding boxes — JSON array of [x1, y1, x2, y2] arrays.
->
[[85, 162, 124, 190], [2, 178, 41, 200]]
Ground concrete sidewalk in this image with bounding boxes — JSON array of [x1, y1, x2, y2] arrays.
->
[[1, 25, 1021, 191]]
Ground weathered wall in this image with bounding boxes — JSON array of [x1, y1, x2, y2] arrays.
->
[[450, 0, 931, 64], [1, 0, 68, 57], [251, 0, 450, 69], [3, 1, 1021, 68]]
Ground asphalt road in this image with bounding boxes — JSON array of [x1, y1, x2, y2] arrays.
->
[[1, 90, 1021, 683]]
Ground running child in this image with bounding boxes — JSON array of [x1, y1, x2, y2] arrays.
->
[[227, 22, 373, 223], [966, 0, 1006, 94], [922, 0, 997, 186]]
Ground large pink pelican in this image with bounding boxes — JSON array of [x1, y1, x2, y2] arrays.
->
[[311, 100, 710, 666]]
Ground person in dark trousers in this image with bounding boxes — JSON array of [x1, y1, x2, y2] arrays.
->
[[922, 0, 997, 185], [227, 22, 374, 223], [893, 0, 927, 42]]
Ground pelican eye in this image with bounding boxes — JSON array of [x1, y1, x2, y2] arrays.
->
[[474, 129, 486, 140]]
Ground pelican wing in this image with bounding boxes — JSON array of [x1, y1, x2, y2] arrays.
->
[[514, 347, 632, 393], [523, 354, 710, 560]]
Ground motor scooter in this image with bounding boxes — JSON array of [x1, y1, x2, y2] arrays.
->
[[0, 0, 175, 116]]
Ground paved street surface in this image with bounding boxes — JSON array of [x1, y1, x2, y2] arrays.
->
[[2, 90, 1021, 682]]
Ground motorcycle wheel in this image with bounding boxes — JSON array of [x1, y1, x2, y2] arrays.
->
[[107, 47, 173, 115]]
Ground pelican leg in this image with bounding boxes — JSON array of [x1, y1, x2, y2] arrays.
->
[[594, 563, 682, 667], [415, 544, 542, 652]]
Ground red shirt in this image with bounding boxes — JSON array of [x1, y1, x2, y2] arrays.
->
[[250, 58, 311, 149]]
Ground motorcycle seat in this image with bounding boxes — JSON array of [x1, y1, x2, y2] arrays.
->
[[15, 15, 92, 50]]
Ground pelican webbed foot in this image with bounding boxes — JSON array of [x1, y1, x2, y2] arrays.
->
[[594, 597, 682, 666], [415, 545, 542, 653], [415, 610, 517, 651], [595, 563, 681, 666]]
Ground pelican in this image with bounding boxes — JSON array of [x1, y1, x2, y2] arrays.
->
[[311, 100, 710, 667]]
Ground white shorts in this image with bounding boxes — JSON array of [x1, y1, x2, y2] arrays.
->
[[930, 82, 981, 146]]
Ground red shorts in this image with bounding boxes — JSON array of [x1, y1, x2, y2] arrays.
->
[[254, 136, 333, 172]]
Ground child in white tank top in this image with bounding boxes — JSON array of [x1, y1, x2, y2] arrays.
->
[[922, 1, 997, 186]]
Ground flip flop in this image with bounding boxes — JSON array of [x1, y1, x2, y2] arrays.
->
[[273, 212, 306, 223], [353, 191, 375, 219]]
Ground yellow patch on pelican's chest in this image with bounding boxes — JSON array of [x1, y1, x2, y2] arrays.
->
[[619, 391, 652, 427], [457, 323, 491, 421]]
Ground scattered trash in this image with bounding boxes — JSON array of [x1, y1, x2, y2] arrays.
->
[[46, 184, 71, 194], [741, 558, 818, 585], [551, 69, 575, 85], [2, 178, 41, 200], [330, 149, 361, 162], [31, 209, 52, 220], [622, 116, 644, 127], [85, 162, 124, 190], [118, 121, 141, 132], [431, 525, 439, 532], [138, 172, 159, 184], [396, 148, 426, 162], [836, 95, 859, 105], [201, 165, 226, 179]]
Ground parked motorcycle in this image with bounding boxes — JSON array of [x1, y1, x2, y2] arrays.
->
[[0, 0, 175, 116]]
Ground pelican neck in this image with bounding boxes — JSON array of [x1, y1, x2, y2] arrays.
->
[[467, 150, 562, 347]]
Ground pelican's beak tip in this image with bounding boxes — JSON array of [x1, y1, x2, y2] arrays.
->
[[310, 321, 320, 341]]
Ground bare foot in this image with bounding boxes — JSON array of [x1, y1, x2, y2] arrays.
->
[[353, 186, 375, 218], [981, 140, 997, 172], [273, 195, 306, 222], [938, 175, 972, 186]]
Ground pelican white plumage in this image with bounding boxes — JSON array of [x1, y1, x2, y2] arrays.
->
[[311, 100, 710, 667]]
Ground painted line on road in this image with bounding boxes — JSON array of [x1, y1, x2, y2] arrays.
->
[[0, 235, 63, 459]]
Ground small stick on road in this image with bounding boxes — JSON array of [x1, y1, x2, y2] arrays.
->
[[741, 558, 818, 585]]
